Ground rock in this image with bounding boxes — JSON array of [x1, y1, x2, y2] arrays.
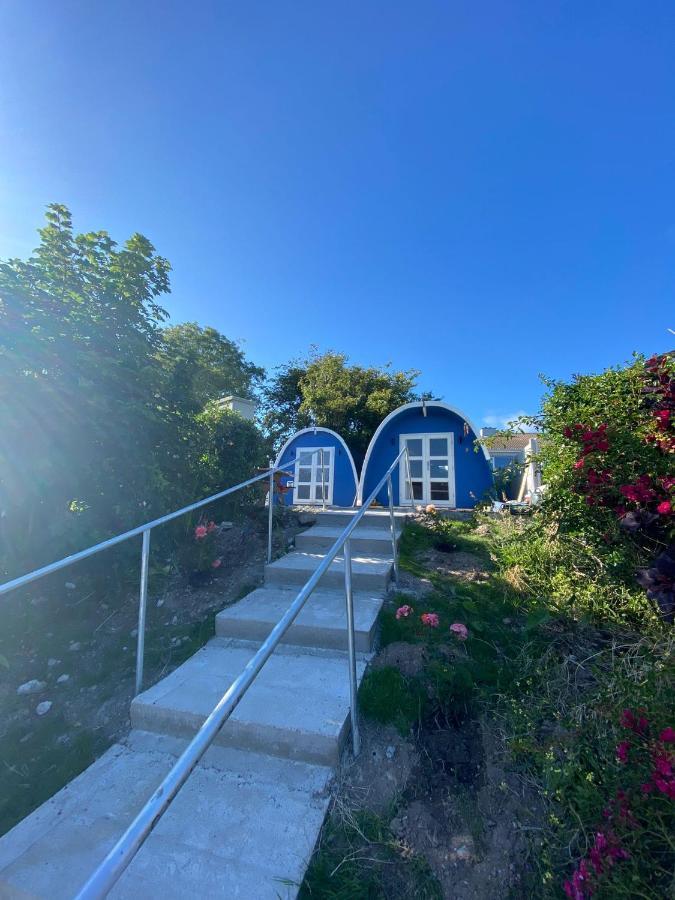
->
[[448, 834, 476, 862], [385, 745, 396, 760], [56, 674, 70, 684], [297, 513, 316, 526], [171, 615, 178, 626], [130, 629, 138, 638], [36, 701, 52, 716], [68, 641, 81, 652], [221, 521, 234, 530], [65, 582, 76, 590], [17, 680, 46, 696], [156, 598, 165, 608], [47, 658, 60, 668]]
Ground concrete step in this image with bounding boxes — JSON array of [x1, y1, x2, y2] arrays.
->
[[313, 509, 408, 530], [131, 638, 368, 766], [215, 586, 382, 652], [265, 551, 392, 592], [0, 731, 331, 899], [296, 524, 400, 556]]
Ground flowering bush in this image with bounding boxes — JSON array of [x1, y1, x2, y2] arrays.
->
[[563, 708, 675, 898], [494, 353, 675, 627], [180, 518, 221, 575]]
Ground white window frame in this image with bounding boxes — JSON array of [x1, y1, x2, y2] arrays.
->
[[292, 446, 334, 505], [399, 433, 456, 507]]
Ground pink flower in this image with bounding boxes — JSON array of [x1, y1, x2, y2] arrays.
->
[[396, 604, 413, 620], [206, 521, 217, 533], [659, 726, 675, 743], [573, 459, 585, 470], [619, 708, 648, 734], [616, 741, 630, 764], [194, 525, 208, 540], [420, 612, 439, 627], [657, 500, 672, 516], [211, 558, 222, 569], [450, 622, 469, 640]]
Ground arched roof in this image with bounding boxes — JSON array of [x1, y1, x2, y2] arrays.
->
[[274, 426, 359, 488], [357, 401, 491, 504]]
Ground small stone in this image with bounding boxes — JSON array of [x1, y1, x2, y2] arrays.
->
[[56, 674, 70, 684], [221, 521, 233, 530], [36, 701, 52, 716], [17, 679, 46, 695], [68, 641, 81, 652], [502, 617, 512, 625], [171, 615, 178, 626], [122, 646, 128, 651], [47, 658, 60, 668], [65, 582, 76, 590], [156, 599, 165, 608], [385, 745, 396, 760], [130, 629, 138, 638]]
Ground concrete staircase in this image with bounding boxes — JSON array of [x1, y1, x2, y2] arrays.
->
[[0, 509, 405, 899]]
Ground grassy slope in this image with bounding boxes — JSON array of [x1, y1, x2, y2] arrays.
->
[[303, 514, 674, 899]]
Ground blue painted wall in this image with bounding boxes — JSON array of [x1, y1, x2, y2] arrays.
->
[[361, 405, 494, 507], [276, 429, 358, 507]]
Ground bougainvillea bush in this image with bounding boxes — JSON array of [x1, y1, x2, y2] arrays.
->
[[493, 352, 675, 629]]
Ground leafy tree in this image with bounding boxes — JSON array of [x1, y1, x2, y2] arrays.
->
[[0, 205, 267, 580], [262, 350, 422, 460], [158, 323, 264, 414]]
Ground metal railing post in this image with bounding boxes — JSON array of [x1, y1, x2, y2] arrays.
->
[[343, 538, 360, 757], [320, 448, 326, 510], [267, 459, 274, 564], [135, 529, 151, 696], [387, 473, 398, 584]]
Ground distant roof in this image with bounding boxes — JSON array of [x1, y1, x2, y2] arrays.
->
[[487, 433, 540, 452]]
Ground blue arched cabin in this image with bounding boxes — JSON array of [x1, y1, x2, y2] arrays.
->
[[274, 427, 359, 507], [357, 401, 494, 508]]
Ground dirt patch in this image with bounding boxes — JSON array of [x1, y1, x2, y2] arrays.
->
[[395, 569, 436, 598], [371, 642, 429, 678], [422, 550, 490, 583], [337, 721, 420, 815]]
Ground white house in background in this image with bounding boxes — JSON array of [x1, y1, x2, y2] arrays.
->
[[217, 395, 257, 421], [480, 428, 542, 500]]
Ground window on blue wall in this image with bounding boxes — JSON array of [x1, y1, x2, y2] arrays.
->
[[492, 453, 520, 470]]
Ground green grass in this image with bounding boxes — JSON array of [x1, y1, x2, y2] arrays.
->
[[300, 808, 442, 900], [355, 514, 674, 899]]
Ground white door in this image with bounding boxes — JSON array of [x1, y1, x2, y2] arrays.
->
[[293, 447, 334, 505], [399, 434, 455, 506]]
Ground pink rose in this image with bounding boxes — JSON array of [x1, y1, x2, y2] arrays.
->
[[211, 558, 222, 569], [420, 612, 439, 627], [450, 622, 469, 640], [194, 525, 208, 540], [395, 605, 413, 620]]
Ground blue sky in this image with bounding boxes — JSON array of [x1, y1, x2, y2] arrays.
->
[[1, 1, 673, 428]]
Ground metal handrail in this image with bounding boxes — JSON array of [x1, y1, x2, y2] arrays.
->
[[0, 460, 299, 695], [74, 446, 412, 899]]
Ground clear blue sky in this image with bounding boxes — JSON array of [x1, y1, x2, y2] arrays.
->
[[1, 1, 673, 428]]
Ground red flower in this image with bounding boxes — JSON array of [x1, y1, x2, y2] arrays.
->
[[659, 726, 675, 743], [206, 521, 217, 533], [657, 500, 672, 516], [620, 708, 648, 734], [574, 458, 585, 470], [421, 612, 440, 627], [616, 741, 630, 764], [194, 525, 208, 540]]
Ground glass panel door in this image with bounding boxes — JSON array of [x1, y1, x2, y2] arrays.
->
[[401, 437, 424, 502], [400, 434, 455, 506], [293, 448, 333, 505]]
